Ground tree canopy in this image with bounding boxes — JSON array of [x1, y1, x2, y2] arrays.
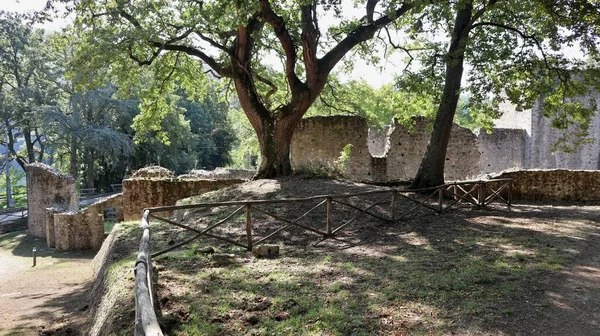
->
[[52, 0, 432, 177], [393, 0, 600, 188]]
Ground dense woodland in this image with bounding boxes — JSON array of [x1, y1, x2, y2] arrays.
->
[[1, 0, 599, 190]]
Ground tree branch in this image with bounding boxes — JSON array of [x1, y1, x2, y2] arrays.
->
[[301, 3, 320, 86], [319, 3, 413, 76], [255, 73, 278, 107], [470, 21, 567, 83], [258, 0, 304, 95], [117, 7, 231, 76]]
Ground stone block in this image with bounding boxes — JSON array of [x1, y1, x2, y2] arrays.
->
[[211, 253, 236, 265], [252, 244, 280, 258]]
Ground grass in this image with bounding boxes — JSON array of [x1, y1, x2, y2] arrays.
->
[[148, 202, 598, 336]]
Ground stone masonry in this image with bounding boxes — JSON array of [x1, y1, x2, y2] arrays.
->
[[26, 162, 78, 238], [123, 168, 246, 221], [291, 116, 498, 182], [49, 194, 123, 251]]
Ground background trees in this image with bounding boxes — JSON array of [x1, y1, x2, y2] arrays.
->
[[0, 10, 237, 191]]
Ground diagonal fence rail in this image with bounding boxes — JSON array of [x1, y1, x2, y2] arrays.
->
[[134, 178, 512, 335]]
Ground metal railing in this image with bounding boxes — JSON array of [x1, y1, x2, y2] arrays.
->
[[133, 178, 512, 335], [0, 207, 28, 222]]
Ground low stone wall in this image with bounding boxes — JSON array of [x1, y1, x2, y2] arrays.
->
[[48, 194, 123, 251], [123, 177, 245, 221], [492, 169, 600, 201], [26, 163, 78, 239]]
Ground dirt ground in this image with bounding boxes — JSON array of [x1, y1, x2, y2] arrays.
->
[[157, 178, 600, 335], [0, 232, 94, 336], [0, 177, 599, 335]]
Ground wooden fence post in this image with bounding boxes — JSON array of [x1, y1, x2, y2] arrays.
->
[[246, 204, 252, 251], [326, 198, 333, 236], [477, 182, 485, 207]]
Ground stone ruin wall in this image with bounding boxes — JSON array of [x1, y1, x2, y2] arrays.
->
[[47, 194, 123, 251], [291, 116, 520, 182], [528, 93, 600, 170], [290, 116, 372, 180], [26, 162, 78, 239], [123, 175, 246, 221], [385, 117, 481, 181], [477, 128, 528, 174], [492, 170, 600, 202]]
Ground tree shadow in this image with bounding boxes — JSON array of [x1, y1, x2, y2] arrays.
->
[[151, 190, 600, 335], [0, 230, 96, 260]]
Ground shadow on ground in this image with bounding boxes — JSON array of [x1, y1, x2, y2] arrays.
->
[[144, 178, 600, 336]]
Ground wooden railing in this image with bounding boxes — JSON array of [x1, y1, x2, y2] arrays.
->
[[133, 178, 512, 335]]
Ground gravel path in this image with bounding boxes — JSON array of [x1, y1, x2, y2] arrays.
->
[[0, 232, 95, 336]]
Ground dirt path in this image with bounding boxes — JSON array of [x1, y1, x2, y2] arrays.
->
[[0, 231, 94, 336]]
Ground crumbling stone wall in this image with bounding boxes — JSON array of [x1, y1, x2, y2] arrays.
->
[[385, 117, 480, 181], [290, 116, 372, 180], [291, 116, 483, 182], [492, 170, 600, 201], [48, 194, 123, 251], [26, 162, 78, 238], [123, 169, 245, 220], [478, 128, 528, 174], [367, 127, 390, 157]]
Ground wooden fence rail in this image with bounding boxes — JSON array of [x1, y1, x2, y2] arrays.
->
[[133, 178, 511, 335]]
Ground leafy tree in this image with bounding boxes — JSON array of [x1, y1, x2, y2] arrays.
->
[[0, 11, 59, 169], [54, 0, 430, 178], [396, 0, 600, 188], [307, 78, 436, 128]]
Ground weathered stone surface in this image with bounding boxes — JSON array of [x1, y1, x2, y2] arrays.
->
[[492, 169, 600, 202], [51, 194, 123, 251], [478, 128, 528, 174], [252, 244, 280, 258], [45, 208, 58, 248], [290, 116, 372, 180], [211, 253, 235, 265], [387, 117, 481, 181], [181, 168, 255, 180], [26, 163, 78, 239], [291, 116, 484, 182], [131, 166, 175, 178], [123, 175, 245, 221], [528, 94, 600, 170]]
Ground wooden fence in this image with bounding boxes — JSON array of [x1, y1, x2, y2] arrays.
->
[[133, 178, 512, 335]]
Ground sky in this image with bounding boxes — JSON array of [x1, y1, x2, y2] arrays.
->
[[0, 0, 403, 88]]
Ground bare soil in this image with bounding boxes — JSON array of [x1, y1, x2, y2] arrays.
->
[[152, 177, 600, 335], [0, 232, 94, 336], [1, 177, 599, 335]]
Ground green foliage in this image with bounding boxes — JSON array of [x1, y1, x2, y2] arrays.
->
[[308, 78, 436, 129], [335, 143, 353, 175], [395, 0, 600, 149], [228, 107, 260, 169]]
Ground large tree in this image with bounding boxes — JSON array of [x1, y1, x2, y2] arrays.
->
[[400, 0, 600, 188], [53, 0, 431, 178], [0, 11, 58, 169]]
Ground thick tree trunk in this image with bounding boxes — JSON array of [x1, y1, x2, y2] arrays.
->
[[410, 3, 473, 189], [23, 126, 36, 164], [254, 113, 303, 178]]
